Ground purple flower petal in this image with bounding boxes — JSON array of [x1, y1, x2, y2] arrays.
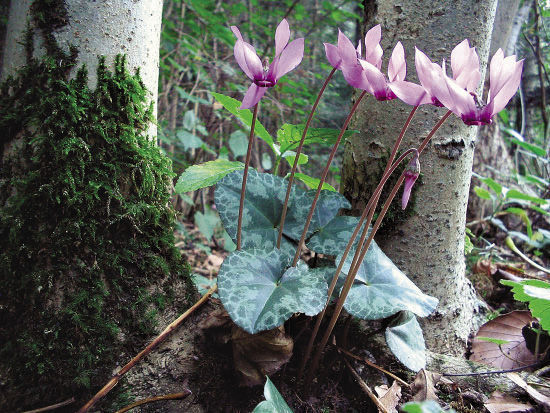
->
[[275, 18, 290, 57], [233, 41, 255, 80], [359, 59, 388, 99], [342, 64, 372, 92], [242, 41, 264, 80], [489, 59, 523, 114], [389, 80, 432, 106], [231, 26, 244, 41], [324, 43, 342, 69], [388, 42, 406, 82], [240, 83, 267, 109], [364, 25, 383, 68], [338, 29, 358, 67], [268, 37, 304, 81]]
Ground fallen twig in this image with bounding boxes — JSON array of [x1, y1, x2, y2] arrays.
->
[[337, 346, 409, 388], [506, 236, 550, 275], [114, 391, 191, 413], [343, 357, 390, 413], [76, 284, 217, 413], [22, 397, 75, 413]]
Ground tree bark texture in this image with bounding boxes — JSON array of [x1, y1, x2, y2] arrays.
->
[[342, 0, 498, 355], [2, 0, 162, 127]]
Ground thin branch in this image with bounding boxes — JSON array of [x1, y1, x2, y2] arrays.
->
[[114, 391, 191, 413], [22, 398, 75, 413], [343, 357, 390, 413], [76, 285, 217, 413]]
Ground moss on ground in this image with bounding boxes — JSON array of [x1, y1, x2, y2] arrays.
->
[[0, 1, 192, 410]]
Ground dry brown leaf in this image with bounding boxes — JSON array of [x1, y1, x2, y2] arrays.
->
[[411, 369, 439, 402], [232, 325, 293, 386], [374, 381, 401, 413], [470, 311, 537, 370], [506, 373, 550, 410], [485, 391, 534, 413], [206, 254, 224, 272]]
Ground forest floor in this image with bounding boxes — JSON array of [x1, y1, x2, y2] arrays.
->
[[110, 218, 550, 413]]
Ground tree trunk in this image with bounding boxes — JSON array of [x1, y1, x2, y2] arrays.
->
[[0, 1, 191, 410], [341, 0, 497, 356]]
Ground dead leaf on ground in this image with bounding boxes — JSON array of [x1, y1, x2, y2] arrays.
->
[[470, 311, 537, 370], [506, 372, 550, 410], [206, 254, 224, 272], [485, 390, 534, 413], [232, 325, 293, 386], [375, 381, 401, 413], [411, 369, 439, 402]]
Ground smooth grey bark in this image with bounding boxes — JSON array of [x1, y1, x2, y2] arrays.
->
[[342, 0, 498, 355], [2, 0, 162, 131]]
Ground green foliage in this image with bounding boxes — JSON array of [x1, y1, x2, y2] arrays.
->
[[0, 20, 191, 408], [401, 400, 456, 413], [175, 158, 245, 193], [218, 249, 327, 334], [385, 311, 427, 372], [501, 279, 550, 333], [253, 377, 293, 413]]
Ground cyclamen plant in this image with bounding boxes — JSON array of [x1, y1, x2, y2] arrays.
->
[[184, 19, 523, 384]]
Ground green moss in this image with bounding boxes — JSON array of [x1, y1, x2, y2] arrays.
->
[[0, 2, 192, 410]]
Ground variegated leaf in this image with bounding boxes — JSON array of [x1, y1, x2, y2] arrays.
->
[[386, 311, 426, 371], [337, 243, 438, 320], [307, 216, 367, 255], [218, 249, 327, 334]]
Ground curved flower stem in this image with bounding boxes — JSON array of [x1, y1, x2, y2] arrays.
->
[[298, 106, 418, 378], [299, 148, 417, 379], [277, 67, 337, 249], [291, 91, 367, 266], [236, 103, 259, 250], [304, 109, 453, 387]]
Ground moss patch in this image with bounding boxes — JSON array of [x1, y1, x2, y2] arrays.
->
[[0, 2, 192, 410]]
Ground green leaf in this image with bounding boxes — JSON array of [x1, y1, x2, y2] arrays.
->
[[337, 245, 438, 320], [500, 279, 550, 333], [505, 207, 533, 238], [276, 123, 358, 152], [211, 92, 274, 149], [229, 130, 248, 158], [253, 377, 293, 413], [464, 233, 474, 255], [401, 400, 455, 413], [385, 311, 426, 371], [191, 274, 218, 298], [221, 230, 236, 252], [476, 337, 509, 345], [194, 205, 220, 240], [183, 110, 197, 130], [474, 186, 492, 200], [505, 189, 548, 205], [510, 137, 547, 157], [177, 129, 205, 150], [307, 216, 365, 255], [480, 177, 502, 195], [218, 249, 327, 334], [175, 159, 244, 193], [283, 189, 351, 241], [292, 173, 336, 192], [262, 153, 273, 170]]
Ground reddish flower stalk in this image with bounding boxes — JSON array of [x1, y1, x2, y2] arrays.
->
[[298, 106, 418, 377], [276, 67, 338, 249], [305, 109, 453, 387], [291, 90, 368, 267], [236, 103, 259, 250]]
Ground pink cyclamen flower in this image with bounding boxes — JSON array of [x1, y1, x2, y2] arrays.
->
[[402, 155, 420, 210], [390, 40, 481, 107], [431, 48, 523, 125], [231, 19, 304, 109], [333, 25, 406, 101]]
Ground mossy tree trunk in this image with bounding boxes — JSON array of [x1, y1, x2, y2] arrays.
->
[[0, 1, 192, 411], [341, 0, 497, 356]]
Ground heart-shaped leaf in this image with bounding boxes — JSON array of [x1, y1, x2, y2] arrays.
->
[[385, 311, 426, 371], [175, 158, 244, 193], [283, 189, 351, 240], [215, 169, 296, 253], [307, 216, 366, 255], [337, 244, 438, 320], [218, 249, 327, 334], [253, 377, 293, 413]]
